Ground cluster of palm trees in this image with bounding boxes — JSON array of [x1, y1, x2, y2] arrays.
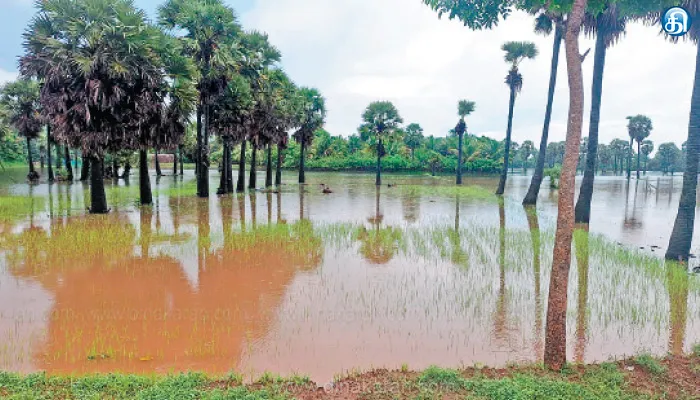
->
[[9, 0, 327, 213]]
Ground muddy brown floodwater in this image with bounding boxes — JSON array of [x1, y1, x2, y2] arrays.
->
[[0, 168, 698, 384]]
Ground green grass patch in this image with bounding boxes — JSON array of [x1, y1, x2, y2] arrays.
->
[[633, 354, 667, 375], [0, 195, 45, 222]]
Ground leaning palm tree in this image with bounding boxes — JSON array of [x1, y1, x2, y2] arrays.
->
[[455, 100, 476, 185], [0, 79, 42, 181], [626, 115, 652, 180], [574, 4, 626, 223], [496, 41, 537, 196], [360, 101, 403, 186], [293, 87, 326, 184], [523, 12, 564, 205]]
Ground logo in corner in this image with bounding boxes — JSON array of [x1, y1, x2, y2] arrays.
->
[[662, 6, 692, 37]]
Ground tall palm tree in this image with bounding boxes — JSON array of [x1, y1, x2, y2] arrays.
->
[[496, 41, 537, 195], [0, 79, 42, 181], [293, 88, 326, 184], [641, 140, 654, 175], [455, 100, 476, 184], [626, 115, 652, 179], [404, 123, 424, 160], [360, 101, 403, 186], [159, 0, 241, 198], [523, 12, 565, 204], [574, 4, 626, 223], [664, 2, 700, 260], [22, 0, 189, 212]]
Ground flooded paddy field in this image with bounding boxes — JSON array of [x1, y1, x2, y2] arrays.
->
[[0, 168, 698, 384]]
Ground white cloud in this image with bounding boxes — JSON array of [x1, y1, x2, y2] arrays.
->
[[241, 0, 696, 148], [0, 68, 17, 85]]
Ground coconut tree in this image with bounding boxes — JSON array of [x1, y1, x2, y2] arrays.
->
[[641, 140, 653, 175], [574, 5, 626, 223], [159, 0, 241, 198], [360, 101, 403, 186], [293, 88, 326, 184], [523, 11, 565, 205], [455, 100, 476, 184], [626, 115, 652, 180], [496, 41, 537, 195], [0, 79, 42, 181]]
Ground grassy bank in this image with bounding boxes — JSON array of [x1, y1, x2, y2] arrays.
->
[[1, 351, 698, 399]]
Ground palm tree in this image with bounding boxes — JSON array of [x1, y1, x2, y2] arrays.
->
[[360, 101, 403, 186], [404, 123, 424, 161], [293, 88, 326, 184], [574, 4, 626, 223], [666, 1, 700, 260], [0, 79, 42, 181], [159, 0, 241, 198], [626, 115, 652, 179], [523, 12, 564, 205], [455, 100, 476, 184], [641, 140, 654, 175], [22, 0, 189, 212], [496, 41, 537, 195]]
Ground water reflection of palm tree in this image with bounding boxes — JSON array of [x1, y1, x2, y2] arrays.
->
[[666, 262, 689, 356], [276, 190, 285, 224], [401, 192, 420, 224], [357, 186, 400, 264], [525, 205, 543, 359], [197, 199, 210, 273], [267, 192, 272, 226], [623, 180, 642, 231], [493, 198, 509, 346], [5, 212, 323, 374], [140, 206, 153, 258], [299, 187, 305, 221], [237, 194, 246, 232], [249, 192, 257, 228], [573, 225, 589, 364], [450, 194, 467, 265]]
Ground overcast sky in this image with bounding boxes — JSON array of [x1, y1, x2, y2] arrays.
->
[[1, 0, 696, 150]]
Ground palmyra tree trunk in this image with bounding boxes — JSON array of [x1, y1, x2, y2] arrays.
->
[[64, 146, 73, 181], [179, 145, 184, 176], [26, 137, 35, 175], [457, 132, 464, 185], [139, 149, 153, 205], [299, 142, 306, 184], [666, 42, 700, 261], [196, 104, 209, 197], [544, 0, 587, 371], [155, 148, 162, 177], [237, 140, 246, 192], [276, 144, 283, 186], [523, 24, 562, 205], [497, 87, 516, 195], [218, 140, 229, 195], [55, 143, 61, 169], [575, 29, 606, 223], [80, 152, 90, 181], [626, 138, 633, 179], [248, 144, 257, 189], [47, 126, 54, 183], [266, 144, 273, 187], [636, 141, 641, 179], [112, 158, 118, 180], [226, 140, 234, 193], [376, 138, 382, 186], [89, 156, 108, 214], [173, 149, 178, 175]]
